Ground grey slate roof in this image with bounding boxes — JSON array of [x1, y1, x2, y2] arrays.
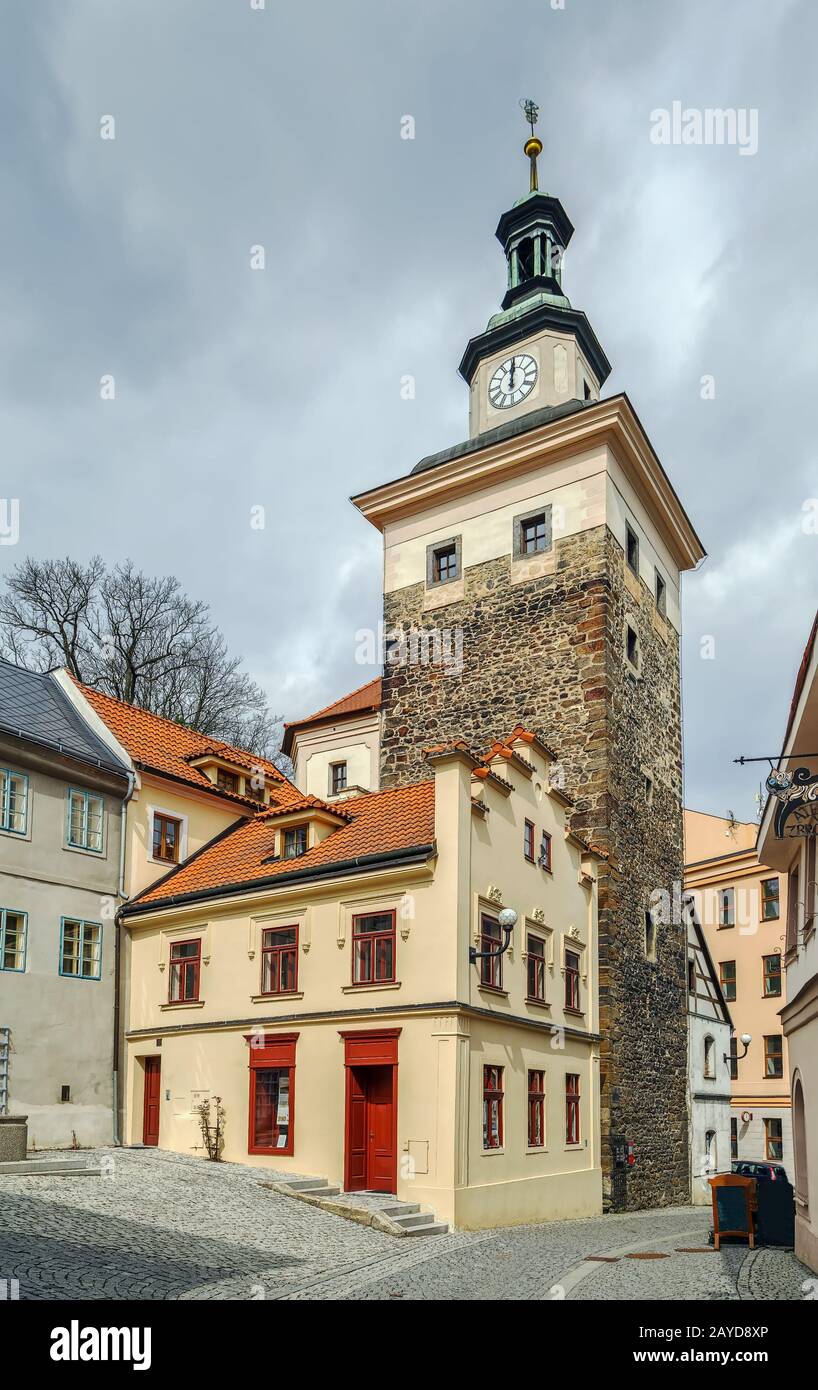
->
[[410, 396, 596, 476], [0, 659, 128, 775]]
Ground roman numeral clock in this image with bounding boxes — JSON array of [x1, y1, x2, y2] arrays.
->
[[487, 353, 538, 409]]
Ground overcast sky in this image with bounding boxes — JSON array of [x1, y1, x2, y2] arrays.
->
[[1, 0, 816, 821]]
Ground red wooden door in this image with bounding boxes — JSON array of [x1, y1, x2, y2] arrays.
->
[[347, 1069, 368, 1191], [366, 1067, 395, 1193], [142, 1057, 161, 1146]]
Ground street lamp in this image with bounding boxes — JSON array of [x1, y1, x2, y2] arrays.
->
[[469, 907, 518, 965], [725, 1032, 752, 1068]]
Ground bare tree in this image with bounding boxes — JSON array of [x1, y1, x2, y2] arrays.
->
[[0, 557, 281, 757]]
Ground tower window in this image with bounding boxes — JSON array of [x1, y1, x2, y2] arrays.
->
[[644, 909, 657, 962], [521, 514, 547, 554], [626, 624, 640, 672], [513, 506, 552, 560], [625, 522, 639, 574], [655, 571, 667, 616], [516, 236, 535, 282], [583, 379, 592, 400], [330, 762, 347, 796], [426, 536, 461, 588]]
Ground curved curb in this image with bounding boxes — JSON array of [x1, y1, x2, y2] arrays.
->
[[553, 1223, 710, 1300]]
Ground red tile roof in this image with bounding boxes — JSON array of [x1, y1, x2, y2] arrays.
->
[[281, 677, 382, 755], [76, 682, 301, 810], [127, 779, 436, 910]]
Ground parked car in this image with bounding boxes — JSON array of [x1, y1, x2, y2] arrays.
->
[[731, 1160, 789, 1183]]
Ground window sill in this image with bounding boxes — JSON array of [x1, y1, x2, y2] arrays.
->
[[341, 981, 401, 994], [478, 984, 509, 999], [63, 842, 105, 859], [526, 1146, 548, 1156], [249, 1145, 294, 1158], [160, 1000, 205, 1011], [564, 1007, 584, 1018], [481, 1147, 505, 1157], [525, 996, 550, 1010], [251, 991, 304, 1004], [149, 856, 181, 869]]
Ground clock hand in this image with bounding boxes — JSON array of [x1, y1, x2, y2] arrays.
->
[[508, 357, 516, 390]]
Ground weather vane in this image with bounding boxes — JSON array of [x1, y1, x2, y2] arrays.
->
[[519, 98, 543, 193]]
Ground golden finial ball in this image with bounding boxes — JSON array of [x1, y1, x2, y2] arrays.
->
[[524, 136, 543, 159]]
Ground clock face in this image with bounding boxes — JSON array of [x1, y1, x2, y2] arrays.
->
[[488, 353, 538, 409]]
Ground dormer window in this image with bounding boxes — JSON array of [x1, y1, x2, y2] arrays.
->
[[283, 825, 308, 859], [216, 768, 240, 795]]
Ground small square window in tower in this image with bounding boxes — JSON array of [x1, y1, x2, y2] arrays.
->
[[626, 522, 639, 575], [626, 624, 640, 672], [426, 537, 461, 587], [625, 522, 639, 575], [655, 570, 667, 616], [514, 506, 552, 560]]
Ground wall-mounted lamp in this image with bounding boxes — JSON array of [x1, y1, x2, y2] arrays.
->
[[470, 907, 517, 965], [724, 1032, 752, 1067]]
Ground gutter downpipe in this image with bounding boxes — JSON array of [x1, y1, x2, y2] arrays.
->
[[112, 770, 135, 1147]]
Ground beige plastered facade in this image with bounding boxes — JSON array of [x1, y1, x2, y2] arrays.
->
[[122, 737, 603, 1231]]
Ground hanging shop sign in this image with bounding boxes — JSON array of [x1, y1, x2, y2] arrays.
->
[[766, 766, 818, 838]]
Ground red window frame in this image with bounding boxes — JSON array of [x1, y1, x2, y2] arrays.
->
[[483, 1065, 504, 1150], [246, 1034, 298, 1156], [524, 819, 535, 862], [526, 933, 546, 1002], [479, 914, 502, 989], [168, 938, 201, 1002], [352, 910, 396, 986], [260, 925, 299, 995], [564, 950, 581, 1011], [540, 830, 552, 872], [566, 1072, 581, 1145], [527, 1069, 545, 1148], [153, 812, 181, 864]]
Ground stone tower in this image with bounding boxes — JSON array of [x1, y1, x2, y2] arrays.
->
[[352, 108, 705, 1209]]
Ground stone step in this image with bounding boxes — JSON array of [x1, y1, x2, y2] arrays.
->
[[279, 1178, 333, 1192], [0, 1157, 101, 1177], [390, 1210, 435, 1229], [403, 1220, 449, 1237]]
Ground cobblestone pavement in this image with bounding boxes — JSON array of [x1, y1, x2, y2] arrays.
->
[[0, 1149, 812, 1301]]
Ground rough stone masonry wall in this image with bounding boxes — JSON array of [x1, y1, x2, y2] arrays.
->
[[380, 524, 690, 1210]]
